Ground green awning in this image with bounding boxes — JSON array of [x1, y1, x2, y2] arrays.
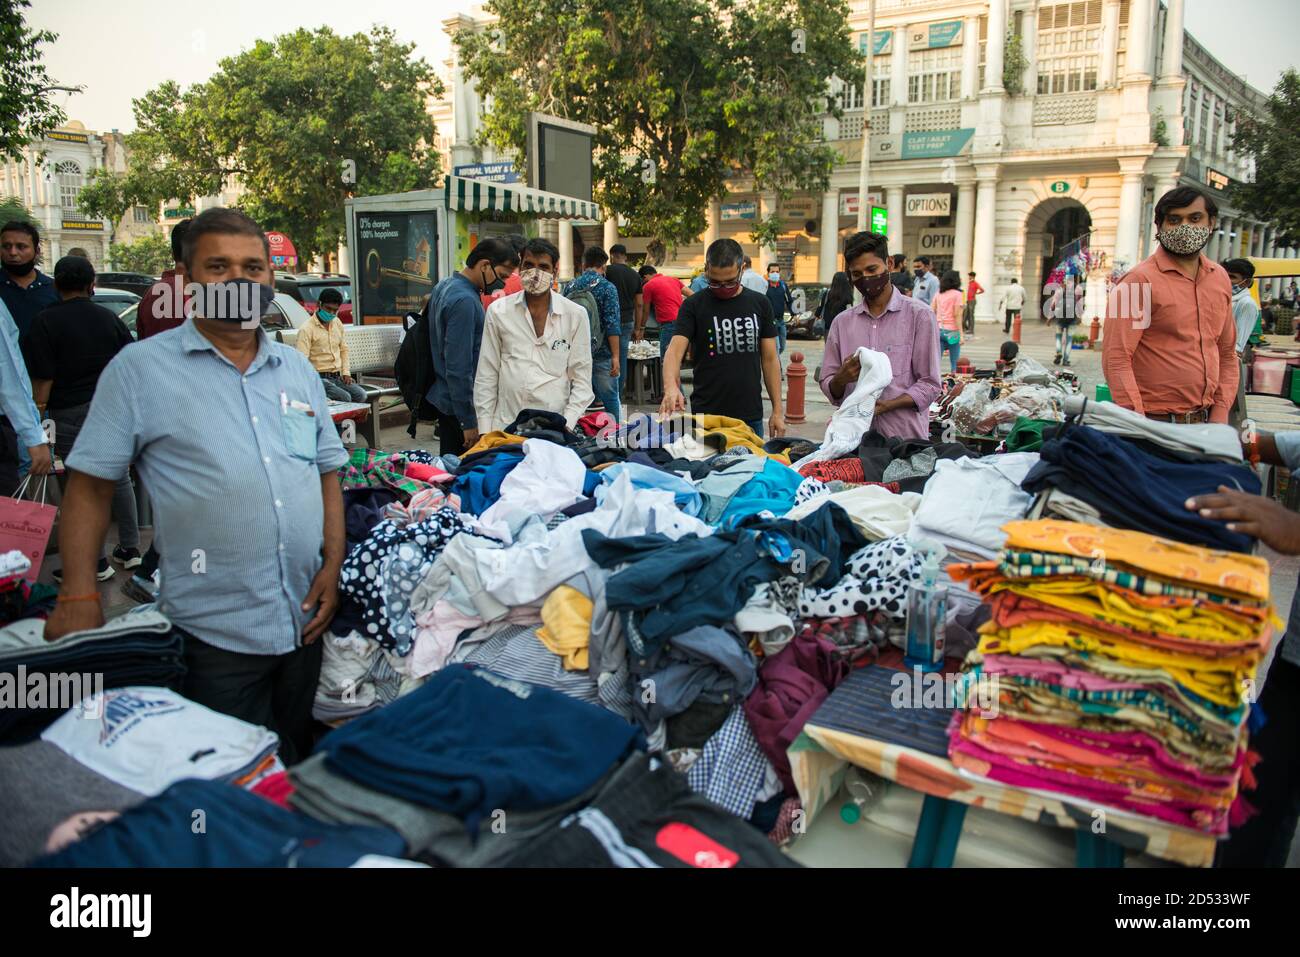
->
[[443, 175, 600, 220]]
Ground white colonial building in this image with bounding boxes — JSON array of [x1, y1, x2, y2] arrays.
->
[[432, 0, 1292, 320]]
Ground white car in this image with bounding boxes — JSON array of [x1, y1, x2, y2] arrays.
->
[[117, 292, 312, 344]]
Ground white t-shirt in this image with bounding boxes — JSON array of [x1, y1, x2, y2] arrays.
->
[[1005, 283, 1026, 310]]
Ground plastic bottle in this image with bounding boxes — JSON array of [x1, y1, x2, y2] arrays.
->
[[840, 766, 890, 824], [904, 541, 949, 673]]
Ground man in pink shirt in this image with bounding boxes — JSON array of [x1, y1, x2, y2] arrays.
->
[[1103, 187, 1237, 424], [819, 231, 942, 440]]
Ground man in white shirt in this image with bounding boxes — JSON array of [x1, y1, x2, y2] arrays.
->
[[1002, 277, 1026, 334], [740, 256, 768, 296], [473, 237, 594, 433]]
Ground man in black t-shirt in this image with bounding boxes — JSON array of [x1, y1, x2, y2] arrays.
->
[[25, 256, 140, 579], [660, 238, 785, 438], [605, 244, 643, 398]]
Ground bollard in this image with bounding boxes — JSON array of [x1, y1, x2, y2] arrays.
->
[[786, 351, 807, 424], [1089, 316, 1101, 349], [1012, 312, 1023, 344]]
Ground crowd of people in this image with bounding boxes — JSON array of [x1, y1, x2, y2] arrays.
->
[[0, 179, 1298, 868]]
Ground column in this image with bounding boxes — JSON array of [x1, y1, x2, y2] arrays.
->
[[557, 219, 574, 281], [602, 217, 618, 251], [1100, 0, 1120, 87], [704, 198, 721, 249], [953, 182, 976, 278], [972, 166, 999, 323], [891, 25, 908, 107], [1021, 5, 1039, 97], [1207, 219, 1225, 262], [1190, 87, 1203, 145], [1159, 0, 1185, 81], [1115, 157, 1147, 268], [984, 0, 1007, 92], [886, 186, 905, 260], [819, 189, 840, 282], [758, 191, 779, 265], [1125, 0, 1153, 80], [961, 16, 980, 99]]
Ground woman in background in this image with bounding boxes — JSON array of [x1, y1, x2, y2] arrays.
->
[[933, 270, 964, 373]]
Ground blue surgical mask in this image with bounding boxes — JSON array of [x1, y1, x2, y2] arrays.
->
[[317, 308, 336, 322]]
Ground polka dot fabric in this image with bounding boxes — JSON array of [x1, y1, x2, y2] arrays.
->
[[339, 507, 484, 655], [798, 536, 925, 621]]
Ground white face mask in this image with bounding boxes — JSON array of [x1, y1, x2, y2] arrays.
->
[[769, 271, 780, 281], [520, 267, 554, 295]]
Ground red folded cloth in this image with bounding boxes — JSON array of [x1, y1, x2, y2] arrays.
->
[[250, 771, 295, 808], [797, 458, 867, 484], [403, 462, 454, 484]]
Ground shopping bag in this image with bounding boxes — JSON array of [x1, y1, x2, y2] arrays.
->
[[0, 476, 57, 584]]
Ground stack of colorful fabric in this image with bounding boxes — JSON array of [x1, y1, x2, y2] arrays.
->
[[948, 519, 1274, 835]]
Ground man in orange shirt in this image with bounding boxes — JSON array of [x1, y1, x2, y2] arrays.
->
[[1102, 187, 1237, 424]]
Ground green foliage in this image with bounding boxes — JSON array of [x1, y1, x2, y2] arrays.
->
[[0, 195, 35, 225], [1230, 70, 1300, 247], [77, 27, 443, 263], [0, 0, 80, 161], [749, 214, 783, 252], [455, 0, 860, 247], [1003, 31, 1027, 96], [109, 232, 172, 274]]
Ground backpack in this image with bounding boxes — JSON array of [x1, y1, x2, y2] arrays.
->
[[394, 278, 450, 438], [564, 281, 602, 352]]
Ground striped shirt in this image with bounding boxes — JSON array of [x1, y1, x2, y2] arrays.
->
[[67, 319, 349, 655]]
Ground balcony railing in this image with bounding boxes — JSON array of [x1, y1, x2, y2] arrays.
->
[[831, 108, 890, 141], [1032, 94, 1099, 126], [904, 104, 961, 132]]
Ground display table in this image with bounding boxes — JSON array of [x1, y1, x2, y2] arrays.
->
[[624, 356, 663, 406], [788, 666, 1218, 869], [328, 401, 372, 446]]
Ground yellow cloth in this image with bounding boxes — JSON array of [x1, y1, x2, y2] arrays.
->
[[536, 586, 593, 670], [461, 431, 526, 458], [977, 624, 1258, 708], [295, 315, 350, 376], [693, 415, 790, 463], [999, 520, 1270, 601]]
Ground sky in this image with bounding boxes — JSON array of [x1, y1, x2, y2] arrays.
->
[[27, 0, 1298, 135]]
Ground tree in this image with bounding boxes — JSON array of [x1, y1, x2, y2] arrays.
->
[[109, 233, 172, 274], [0, 196, 35, 226], [455, 0, 860, 252], [77, 27, 443, 263], [1230, 69, 1300, 247], [0, 0, 80, 161]]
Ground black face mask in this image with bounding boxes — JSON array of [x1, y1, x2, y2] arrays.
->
[[2, 258, 36, 277], [481, 264, 506, 295], [854, 271, 891, 302], [193, 278, 276, 324]]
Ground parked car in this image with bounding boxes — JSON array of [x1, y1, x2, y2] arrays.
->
[[92, 289, 142, 317], [116, 292, 310, 344], [786, 311, 821, 340], [274, 273, 354, 323], [95, 272, 159, 298]]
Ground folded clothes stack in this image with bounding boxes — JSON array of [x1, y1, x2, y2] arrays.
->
[[948, 520, 1274, 835], [0, 610, 186, 744]]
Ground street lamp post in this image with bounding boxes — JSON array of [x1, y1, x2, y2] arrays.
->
[[855, 0, 876, 234]]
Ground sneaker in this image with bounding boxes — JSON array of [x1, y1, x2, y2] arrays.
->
[[121, 573, 159, 605], [111, 546, 142, 569], [1053, 353, 1062, 365], [53, 559, 115, 584]]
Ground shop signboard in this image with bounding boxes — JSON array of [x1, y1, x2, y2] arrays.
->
[[839, 192, 885, 217], [1205, 167, 1230, 192], [355, 210, 438, 324], [918, 228, 956, 255], [871, 206, 889, 236], [452, 161, 520, 184], [859, 31, 892, 56], [901, 129, 975, 159], [1049, 181, 1071, 194], [721, 201, 757, 221], [60, 219, 103, 231], [905, 193, 951, 217], [909, 20, 963, 50]]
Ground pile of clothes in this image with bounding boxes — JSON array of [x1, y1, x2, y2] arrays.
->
[[0, 550, 58, 628], [948, 520, 1273, 835]]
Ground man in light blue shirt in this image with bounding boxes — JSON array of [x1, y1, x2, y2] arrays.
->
[[911, 256, 939, 306], [1223, 259, 1261, 354], [1189, 431, 1300, 867], [0, 297, 50, 491], [45, 208, 348, 764]]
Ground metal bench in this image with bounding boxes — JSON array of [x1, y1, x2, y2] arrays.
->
[[346, 324, 405, 448]]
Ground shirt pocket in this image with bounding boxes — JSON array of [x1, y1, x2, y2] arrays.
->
[[281, 405, 317, 461], [540, 338, 572, 378]]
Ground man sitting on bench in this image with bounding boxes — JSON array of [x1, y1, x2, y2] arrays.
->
[[296, 288, 366, 403]]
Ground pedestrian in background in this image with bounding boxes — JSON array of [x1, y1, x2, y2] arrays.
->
[[764, 262, 793, 355], [563, 245, 621, 421], [1002, 276, 1025, 334], [964, 270, 983, 335], [911, 255, 938, 306], [295, 287, 367, 403], [934, 270, 965, 373]]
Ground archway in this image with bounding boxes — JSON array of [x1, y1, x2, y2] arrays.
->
[[1021, 197, 1092, 321]]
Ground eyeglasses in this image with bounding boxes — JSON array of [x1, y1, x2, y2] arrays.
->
[[707, 278, 741, 289]]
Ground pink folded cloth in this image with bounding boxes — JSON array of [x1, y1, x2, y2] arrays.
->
[[404, 462, 455, 484]]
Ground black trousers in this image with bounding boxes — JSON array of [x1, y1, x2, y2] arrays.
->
[[1217, 652, 1300, 867], [438, 410, 467, 458], [0, 416, 19, 496], [1003, 309, 1020, 334], [179, 631, 323, 767]]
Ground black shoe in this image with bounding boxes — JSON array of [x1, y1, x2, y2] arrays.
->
[[111, 546, 142, 569], [1053, 353, 1062, 365], [53, 559, 115, 584], [121, 573, 159, 604]]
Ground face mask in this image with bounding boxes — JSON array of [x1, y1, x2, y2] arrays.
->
[[520, 267, 554, 296], [317, 308, 336, 322], [1231, 282, 1248, 295], [769, 272, 780, 282], [709, 280, 743, 300], [2, 257, 36, 277], [481, 264, 506, 295], [1156, 223, 1212, 257], [854, 271, 892, 302], [193, 278, 276, 324]]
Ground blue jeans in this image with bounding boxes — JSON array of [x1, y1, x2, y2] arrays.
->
[[658, 322, 676, 361], [775, 317, 787, 355], [941, 335, 960, 373], [592, 352, 621, 423], [620, 322, 634, 399], [745, 418, 765, 439]]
